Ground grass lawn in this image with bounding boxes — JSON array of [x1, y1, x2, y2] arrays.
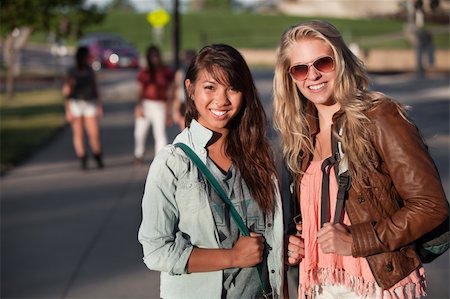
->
[[0, 89, 66, 174], [32, 10, 448, 55]]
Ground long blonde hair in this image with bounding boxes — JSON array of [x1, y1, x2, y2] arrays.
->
[[273, 20, 406, 188]]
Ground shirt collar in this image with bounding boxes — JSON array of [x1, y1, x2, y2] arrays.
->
[[189, 119, 214, 149]]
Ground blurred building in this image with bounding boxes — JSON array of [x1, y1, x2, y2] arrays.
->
[[277, 0, 449, 19]]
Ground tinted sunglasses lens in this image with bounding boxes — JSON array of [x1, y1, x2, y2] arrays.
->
[[314, 56, 334, 73], [290, 65, 308, 80]]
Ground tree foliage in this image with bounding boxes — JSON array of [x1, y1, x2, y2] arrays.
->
[[0, 0, 106, 40], [0, 0, 107, 100]]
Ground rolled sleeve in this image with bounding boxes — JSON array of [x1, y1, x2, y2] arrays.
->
[[349, 222, 386, 257], [138, 147, 193, 275]]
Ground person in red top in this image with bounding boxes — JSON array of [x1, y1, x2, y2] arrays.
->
[[134, 45, 175, 165]]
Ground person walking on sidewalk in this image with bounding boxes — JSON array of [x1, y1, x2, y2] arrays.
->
[[133, 45, 175, 165], [273, 20, 448, 298], [172, 49, 196, 131], [138, 44, 284, 298], [62, 46, 104, 170]]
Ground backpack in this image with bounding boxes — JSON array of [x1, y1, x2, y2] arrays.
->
[[325, 127, 449, 264]]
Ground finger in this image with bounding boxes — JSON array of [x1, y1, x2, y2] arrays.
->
[[334, 223, 348, 233], [287, 257, 297, 265], [288, 235, 303, 246], [287, 243, 300, 254], [287, 255, 302, 265], [249, 232, 265, 244], [317, 223, 333, 238], [316, 230, 330, 245]]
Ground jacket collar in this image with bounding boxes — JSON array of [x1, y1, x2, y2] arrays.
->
[[173, 119, 213, 163]]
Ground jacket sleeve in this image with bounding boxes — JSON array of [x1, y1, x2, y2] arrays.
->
[[137, 147, 194, 275], [350, 100, 448, 257]]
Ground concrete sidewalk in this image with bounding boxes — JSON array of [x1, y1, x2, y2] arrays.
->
[[1, 70, 449, 298]]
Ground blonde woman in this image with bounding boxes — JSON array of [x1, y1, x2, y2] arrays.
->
[[273, 20, 447, 298]]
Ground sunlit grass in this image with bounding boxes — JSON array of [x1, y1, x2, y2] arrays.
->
[[31, 10, 448, 55], [0, 89, 66, 174]]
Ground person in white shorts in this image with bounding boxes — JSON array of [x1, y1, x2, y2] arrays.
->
[[62, 46, 104, 170]]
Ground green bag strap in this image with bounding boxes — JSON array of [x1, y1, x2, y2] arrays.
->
[[174, 143, 271, 298], [175, 143, 249, 236]]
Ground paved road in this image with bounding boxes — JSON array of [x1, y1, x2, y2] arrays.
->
[[1, 70, 449, 298]]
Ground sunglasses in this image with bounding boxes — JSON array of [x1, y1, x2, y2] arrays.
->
[[289, 56, 335, 81]]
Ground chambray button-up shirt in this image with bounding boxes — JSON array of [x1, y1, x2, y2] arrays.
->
[[138, 120, 284, 299]]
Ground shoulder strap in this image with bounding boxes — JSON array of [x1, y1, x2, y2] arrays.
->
[[333, 127, 351, 224], [320, 126, 351, 226], [174, 143, 271, 297], [174, 143, 249, 237]]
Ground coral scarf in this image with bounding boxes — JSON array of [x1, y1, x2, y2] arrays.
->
[[298, 160, 426, 299]]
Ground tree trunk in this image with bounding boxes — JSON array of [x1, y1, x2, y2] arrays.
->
[[3, 27, 32, 100]]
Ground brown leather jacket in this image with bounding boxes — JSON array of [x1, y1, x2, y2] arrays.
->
[[296, 98, 448, 289]]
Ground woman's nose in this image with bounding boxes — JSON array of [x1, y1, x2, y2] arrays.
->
[[307, 65, 321, 80], [214, 88, 230, 105]]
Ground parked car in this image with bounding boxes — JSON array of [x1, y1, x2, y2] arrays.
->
[[78, 33, 139, 71]]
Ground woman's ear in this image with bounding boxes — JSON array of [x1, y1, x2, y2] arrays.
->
[[185, 79, 193, 99]]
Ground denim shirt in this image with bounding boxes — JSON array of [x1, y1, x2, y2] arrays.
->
[[138, 120, 284, 299]]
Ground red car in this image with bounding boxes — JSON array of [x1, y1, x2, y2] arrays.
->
[[78, 33, 140, 70]]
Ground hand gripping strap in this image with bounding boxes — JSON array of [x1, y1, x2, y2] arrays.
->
[[320, 154, 350, 227], [173, 143, 271, 298]]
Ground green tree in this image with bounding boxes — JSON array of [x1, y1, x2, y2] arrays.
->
[[108, 0, 136, 12], [0, 0, 106, 99]]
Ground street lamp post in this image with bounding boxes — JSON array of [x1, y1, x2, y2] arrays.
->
[[173, 0, 180, 70]]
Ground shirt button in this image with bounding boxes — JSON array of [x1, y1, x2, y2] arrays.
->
[[267, 223, 272, 227], [271, 270, 275, 274], [385, 262, 393, 272], [200, 149, 206, 155]]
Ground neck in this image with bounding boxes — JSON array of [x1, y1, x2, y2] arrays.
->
[[207, 131, 227, 152], [315, 102, 341, 130], [207, 132, 231, 173]]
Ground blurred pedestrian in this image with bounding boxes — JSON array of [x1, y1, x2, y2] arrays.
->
[[416, 28, 435, 78], [62, 46, 104, 170], [172, 49, 196, 131], [138, 44, 284, 298], [273, 20, 448, 298], [133, 45, 174, 165]]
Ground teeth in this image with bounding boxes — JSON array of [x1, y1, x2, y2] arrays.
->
[[211, 110, 226, 116], [309, 83, 325, 90]]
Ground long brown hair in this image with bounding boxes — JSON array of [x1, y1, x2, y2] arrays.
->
[[185, 44, 277, 214]]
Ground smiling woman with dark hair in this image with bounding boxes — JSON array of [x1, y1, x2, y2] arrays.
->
[[138, 44, 284, 299]]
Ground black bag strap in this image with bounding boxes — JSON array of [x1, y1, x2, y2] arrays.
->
[[320, 156, 336, 226], [320, 127, 351, 227], [174, 143, 272, 298]]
